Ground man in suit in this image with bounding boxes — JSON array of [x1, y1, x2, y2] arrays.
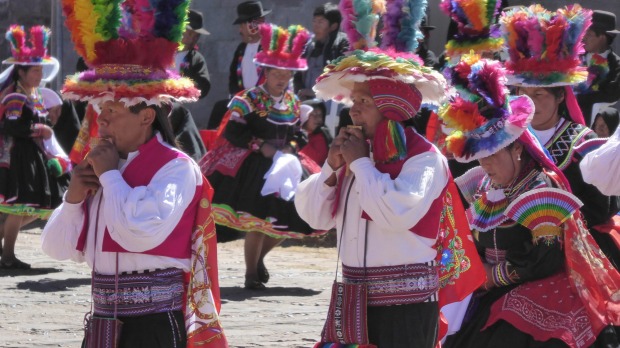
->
[[294, 2, 349, 101], [207, 1, 271, 129], [177, 9, 211, 99], [577, 10, 620, 126]]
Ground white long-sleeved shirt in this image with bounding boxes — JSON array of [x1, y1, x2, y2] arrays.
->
[[41, 136, 201, 275], [580, 126, 620, 196], [295, 150, 449, 267]]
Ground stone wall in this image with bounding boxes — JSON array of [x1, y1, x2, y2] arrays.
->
[[4, 0, 619, 127]]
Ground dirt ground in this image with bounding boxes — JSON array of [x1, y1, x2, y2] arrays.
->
[[0, 223, 338, 348]]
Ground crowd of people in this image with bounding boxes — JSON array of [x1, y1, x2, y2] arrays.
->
[[1, 0, 620, 347]]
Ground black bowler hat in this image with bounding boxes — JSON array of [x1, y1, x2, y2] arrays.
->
[[420, 16, 435, 31], [187, 9, 210, 35], [591, 10, 620, 35], [233, 1, 272, 25]]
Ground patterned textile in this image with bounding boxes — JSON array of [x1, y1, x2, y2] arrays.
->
[[545, 120, 592, 170], [485, 272, 595, 348], [319, 281, 372, 346], [342, 262, 439, 306], [199, 140, 250, 177], [92, 268, 185, 317]]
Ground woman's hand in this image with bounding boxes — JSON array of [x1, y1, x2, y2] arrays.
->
[[65, 160, 100, 204], [260, 143, 277, 159], [30, 124, 53, 140], [340, 127, 369, 165], [86, 139, 119, 177]]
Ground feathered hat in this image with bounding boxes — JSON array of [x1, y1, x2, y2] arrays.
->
[[3, 25, 54, 65], [339, 0, 386, 50], [253, 23, 310, 71], [501, 4, 592, 87], [438, 54, 534, 162], [315, 50, 449, 163], [440, 0, 504, 62], [60, 0, 200, 106]]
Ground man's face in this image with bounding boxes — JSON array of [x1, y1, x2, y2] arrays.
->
[[181, 29, 200, 50], [96, 101, 148, 157], [348, 82, 384, 139], [312, 16, 332, 42], [239, 19, 261, 43], [583, 28, 608, 53]]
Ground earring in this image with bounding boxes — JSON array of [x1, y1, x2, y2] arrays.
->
[[517, 154, 521, 161]]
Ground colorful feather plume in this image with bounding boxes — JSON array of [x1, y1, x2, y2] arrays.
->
[[440, 0, 504, 60], [381, 0, 428, 52], [60, 0, 199, 106], [254, 23, 310, 71], [501, 4, 591, 87], [438, 53, 534, 162], [5, 25, 52, 64], [340, 0, 386, 50]]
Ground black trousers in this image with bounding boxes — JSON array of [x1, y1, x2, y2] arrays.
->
[[367, 302, 439, 348], [82, 311, 186, 348]]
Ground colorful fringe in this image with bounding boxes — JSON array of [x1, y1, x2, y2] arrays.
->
[[314, 50, 449, 107], [212, 204, 327, 239], [373, 119, 407, 163], [0, 204, 53, 219], [504, 188, 582, 232]]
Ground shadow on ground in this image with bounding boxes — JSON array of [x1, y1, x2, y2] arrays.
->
[[0, 267, 62, 278], [220, 285, 322, 301], [14, 277, 90, 292]]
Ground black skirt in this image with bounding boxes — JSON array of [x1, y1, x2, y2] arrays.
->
[[367, 302, 439, 348], [208, 151, 315, 241]]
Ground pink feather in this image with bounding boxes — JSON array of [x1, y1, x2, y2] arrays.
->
[[524, 17, 543, 58], [291, 28, 309, 58], [259, 23, 273, 51], [339, 0, 362, 49]]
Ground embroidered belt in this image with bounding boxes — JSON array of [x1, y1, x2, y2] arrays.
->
[[485, 248, 507, 264], [92, 268, 184, 317], [342, 262, 439, 306]]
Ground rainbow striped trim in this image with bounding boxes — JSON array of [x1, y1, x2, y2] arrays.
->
[[212, 204, 326, 239], [574, 137, 607, 159], [504, 188, 583, 232], [2, 93, 28, 120], [466, 188, 509, 232]]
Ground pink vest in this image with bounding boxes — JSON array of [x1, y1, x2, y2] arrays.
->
[[77, 137, 200, 259], [367, 129, 446, 240]]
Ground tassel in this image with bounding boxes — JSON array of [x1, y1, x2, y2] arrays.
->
[[373, 119, 407, 163]]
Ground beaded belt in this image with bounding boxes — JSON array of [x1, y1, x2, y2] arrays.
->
[[342, 262, 439, 306], [92, 268, 185, 317], [485, 248, 507, 264]]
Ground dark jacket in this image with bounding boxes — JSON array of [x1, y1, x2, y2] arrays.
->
[[181, 49, 211, 99], [294, 31, 349, 92], [577, 49, 620, 125], [228, 42, 263, 96], [168, 103, 206, 162]]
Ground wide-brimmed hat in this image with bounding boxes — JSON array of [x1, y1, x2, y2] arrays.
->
[[61, 0, 199, 106], [253, 23, 310, 71], [591, 10, 620, 35], [501, 5, 592, 87], [233, 1, 271, 25], [440, 0, 504, 61], [187, 9, 210, 35], [438, 54, 534, 162], [3, 25, 55, 66]]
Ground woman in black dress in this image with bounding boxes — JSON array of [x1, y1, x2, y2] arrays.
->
[[200, 23, 320, 289]]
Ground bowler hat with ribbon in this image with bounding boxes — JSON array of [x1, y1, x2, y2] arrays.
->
[[233, 1, 271, 25], [591, 10, 620, 35], [187, 9, 210, 35]]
